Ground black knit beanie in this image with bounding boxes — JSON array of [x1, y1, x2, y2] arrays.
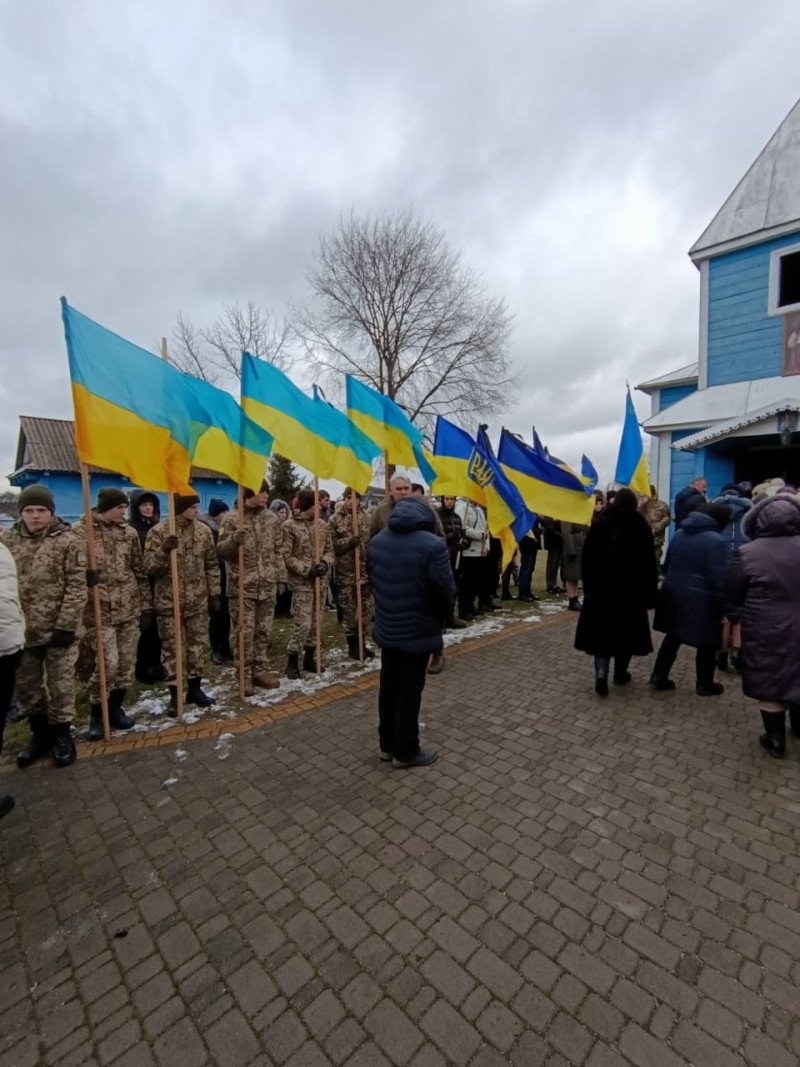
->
[[297, 489, 316, 512], [18, 484, 54, 512], [174, 493, 200, 514], [208, 498, 229, 518], [97, 487, 129, 513]]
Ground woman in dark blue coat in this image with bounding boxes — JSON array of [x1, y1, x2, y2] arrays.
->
[[367, 498, 456, 768], [650, 503, 732, 696]]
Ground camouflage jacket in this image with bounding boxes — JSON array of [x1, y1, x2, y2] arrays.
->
[[640, 498, 671, 540], [282, 516, 334, 590], [144, 516, 220, 616], [73, 513, 151, 626], [217, 507, 282, 598], [0, 517, 87, 646], [328, 507, 370, 584]]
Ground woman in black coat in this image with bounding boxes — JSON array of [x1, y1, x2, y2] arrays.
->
[[650, 502, 732, 696], [725, 494, 800, 757], [574, 489, 658, 695]]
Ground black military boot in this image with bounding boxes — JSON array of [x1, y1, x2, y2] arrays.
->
[[594, 656, 610, 697], [286, 653, 301, 680], [346, 634, 360, 661], [17, 713, 52, 768], [760, 710, 786, 758], [716, 650, 729, 672], [109, 689, 135, 730], [87, 704, 104, 741], [303, 647, 324, 673], [167, 686, 179, 717], [52, 723, 77, 768], [186, 678, 214, 707]]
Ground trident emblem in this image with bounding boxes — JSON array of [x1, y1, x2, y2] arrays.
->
[[467, 449, 494, 489]]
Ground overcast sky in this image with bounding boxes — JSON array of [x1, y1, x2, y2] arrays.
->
[[1, 0, 798, 490]]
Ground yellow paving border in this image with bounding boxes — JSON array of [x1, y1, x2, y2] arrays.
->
[[1, 610, 572, 772]]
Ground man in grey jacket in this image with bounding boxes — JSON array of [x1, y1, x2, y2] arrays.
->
[[0, 542, 25, 818]]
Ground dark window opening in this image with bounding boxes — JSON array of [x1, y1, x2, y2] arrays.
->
[[778, 250, 800, 308]]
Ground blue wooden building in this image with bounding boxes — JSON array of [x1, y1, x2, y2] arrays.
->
[[640, 98, 800, 506], [9, 416, 238, 522]]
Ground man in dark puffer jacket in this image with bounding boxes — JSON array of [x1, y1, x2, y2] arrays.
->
[[368, 498, 456, 768]]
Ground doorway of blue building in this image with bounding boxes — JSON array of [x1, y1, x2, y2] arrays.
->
[[734, 440, 800, 489]]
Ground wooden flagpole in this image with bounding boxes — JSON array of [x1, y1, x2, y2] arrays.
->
[[236, 487, 246, 699], [313, 478, 322, 677], [384, 450, 390, 497], [350, 490, 365, 662], [161, 338, 184, 722], [80, 463, 111, 741]]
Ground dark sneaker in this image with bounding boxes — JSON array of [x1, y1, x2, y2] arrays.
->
[[649, 675, 676, 691], [393, 747, 439, 769]]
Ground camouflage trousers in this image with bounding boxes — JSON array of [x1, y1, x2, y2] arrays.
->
[[287, 586, 321, 654], [230, 589, 276, 676], [159, 611, 207, 683], [338, 582, 373, 637], [16, 643, 80, 725], [86, 619, 138, 703]]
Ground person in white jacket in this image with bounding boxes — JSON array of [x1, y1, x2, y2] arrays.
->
[[455, 499, 488, 620], [0, 542, 25, 818]]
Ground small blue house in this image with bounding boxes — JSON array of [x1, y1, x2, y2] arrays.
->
[[9, 416, 238, 522], [640, 97, 800, 506]]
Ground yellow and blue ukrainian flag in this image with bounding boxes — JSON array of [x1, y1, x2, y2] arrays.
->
[[498, 429, 594, 524], [430, 417, 486, 503], [241, 354, 380, 493], [614, 387, 650, 496], [581, 455, 599, 492], [474, 426, 535, 568], [345, 375, 437, 484], [62, 299, 273, 493]]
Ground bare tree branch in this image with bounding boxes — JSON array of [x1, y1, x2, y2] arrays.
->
[[292, 207, 514, 437], [171, 301, 294, 382]]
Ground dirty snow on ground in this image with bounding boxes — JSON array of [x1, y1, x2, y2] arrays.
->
[[96, 599, 564, 739]]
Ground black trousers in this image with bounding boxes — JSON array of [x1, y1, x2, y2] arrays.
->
[[0, 651, 22, 757], [378, 649, 429, 761], [653, 634, 716, 688], [458, 557, 483, 616], [546, 549, 563, 590]]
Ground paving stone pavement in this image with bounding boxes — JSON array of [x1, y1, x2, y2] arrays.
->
[[2, 612, 800, 1067]]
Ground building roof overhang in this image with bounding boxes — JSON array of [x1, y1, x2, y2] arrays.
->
[[642, 375, 800, 436], [637, 363, 699, 395], [670, 400, 800, 451]]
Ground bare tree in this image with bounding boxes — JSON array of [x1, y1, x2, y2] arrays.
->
[[293, 208, 514, 437], [171, 301, 293, 382]]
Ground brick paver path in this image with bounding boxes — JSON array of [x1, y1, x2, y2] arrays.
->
[[2, 613, 800, 1067]]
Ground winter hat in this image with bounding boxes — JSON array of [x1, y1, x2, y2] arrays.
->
[[720, 483, 741, 496], [269, 498, 289, 514], [208, 498, 229, 518], [700, 502, 733, 530], [18, 484, 54, 512], [97, 487, 129, 513], [612, 488, 638, 512], [297, 489, 316, 512], [243, 479, 269, 500], [174, 493, 200, 514]]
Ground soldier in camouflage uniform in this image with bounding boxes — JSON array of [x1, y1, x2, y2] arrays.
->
[[282, 488, 334, 678], [144, 493, 220, 713], [74, 488, 152, 739], [329, 488, 374, 660], [217, 480, 282, 697], [0, 485, 87, 768], [639, 485, 671, 566]]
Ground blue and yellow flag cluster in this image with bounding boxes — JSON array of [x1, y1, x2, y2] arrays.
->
[[430, 417, 534, 567], [62, 299, 273, 494], [241, 354, 381, 494], [614, 387, 650, 496], [497, 430, 594, 525], [345, 376, 437, 484]]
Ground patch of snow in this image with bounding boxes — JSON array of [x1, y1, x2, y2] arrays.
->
[[162, 777, 178, 788], [173, 748, 188, 762]]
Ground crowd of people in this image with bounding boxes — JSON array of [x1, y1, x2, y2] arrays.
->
[[574, 476, 800, 761], [1, 468, 798, 818]]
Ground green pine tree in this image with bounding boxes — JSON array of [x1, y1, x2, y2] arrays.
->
[[268, 453, 301, 504]]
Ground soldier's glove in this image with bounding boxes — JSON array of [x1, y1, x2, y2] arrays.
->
[[209, 596, 222, 615], [139, 611, 154, 632], [163, 534, 180, 552], [307, 562, 327, 578], [85, 568, 104, 588], [49, 628, 76, 649], [232, 529, 247, 546], [347, 535, 362, 550]]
